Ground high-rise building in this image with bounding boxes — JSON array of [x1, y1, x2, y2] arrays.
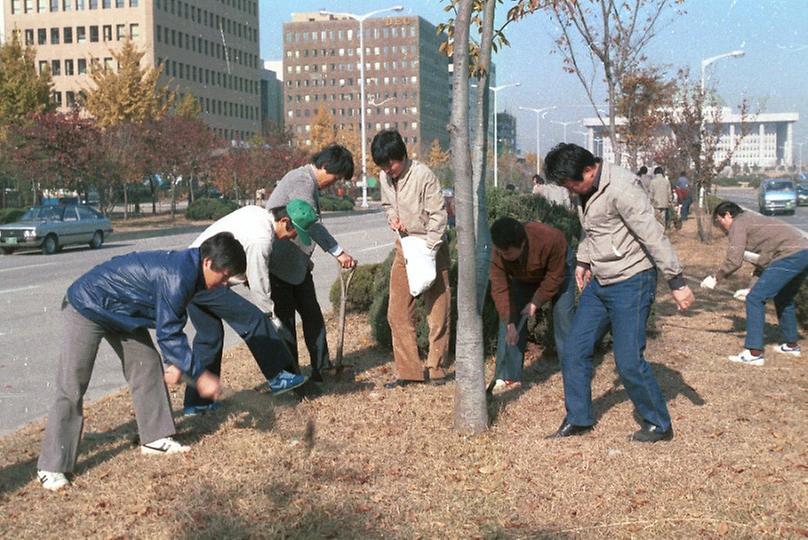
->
[[496, 111, 517, 154], [260, 61, 282, 132], [282, 12, 450, 158], [3, 0, 261, 142]]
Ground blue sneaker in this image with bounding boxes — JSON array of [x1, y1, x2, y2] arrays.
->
[[267, 370, 308, 396], [182, 402, 222, 416]]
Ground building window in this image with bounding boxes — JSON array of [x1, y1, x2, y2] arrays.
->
[[156, 25, 161, 42], [76, 0, 84, 8], [116, 24, 125, 40], [130, 24, 140, 39], [50, 0, 58, 11], [65, 59, 74, 75], [89, 0, 96, 7], [76, 26, 86, 42], [103, 25, 112, 41], [11, 0, 22, 15], [52, 91, 63, 106], [38, 0, 47, 11], [78, 58, 87, 74], [39, 60, 48, 74], [24, 29, 34, 46], [129, 0, 138, 5], [51, 60, 61, 76], [116, 0, 124, 6], [102, 0, 110, 7], [63, 27, 73, 43], [104, 57, 113, 70], [90, 25, 99, 42], [37, 28, 47, 45], [62, 0, 71, 11]]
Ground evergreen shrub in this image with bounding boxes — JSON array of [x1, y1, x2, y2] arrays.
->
[[0, 208, 26, 224], [319, 195, 354, 211], [329, 263, 381, 312], [186, 198, 239, 221]]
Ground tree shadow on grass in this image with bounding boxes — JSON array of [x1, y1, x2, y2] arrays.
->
[[591, 362, 705, 425]]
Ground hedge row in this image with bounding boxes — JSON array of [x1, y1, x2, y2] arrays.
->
[[320, 195, 355, 212], [331, 190, 583, 357], [185, 198, 239, 221]]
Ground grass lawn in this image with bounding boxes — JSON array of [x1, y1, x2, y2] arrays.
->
[[0, 219, 806, 538]]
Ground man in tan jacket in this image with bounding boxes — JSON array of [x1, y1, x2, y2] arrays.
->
[[544, 143, 695, 443], [701, 201, 808, 366], [373, 130, 450, 388]]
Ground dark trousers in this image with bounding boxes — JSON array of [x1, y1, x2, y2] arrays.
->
[[269, 270, 330, 376], [184, 286, 294, 408]]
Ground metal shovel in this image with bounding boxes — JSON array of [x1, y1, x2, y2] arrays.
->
[[324, 262, 356, 380]]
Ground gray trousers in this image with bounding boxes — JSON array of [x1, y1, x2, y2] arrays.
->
[[37, 303, 176, 473]]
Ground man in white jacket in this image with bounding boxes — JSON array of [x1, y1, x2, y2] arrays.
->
[[182, 199, 317, 414]]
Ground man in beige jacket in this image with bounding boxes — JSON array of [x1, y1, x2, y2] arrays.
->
[[373, 130, 450, 388], [544, 143, 695, 443]]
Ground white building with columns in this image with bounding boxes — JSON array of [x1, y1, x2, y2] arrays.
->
[[582, 108, 799, 169]]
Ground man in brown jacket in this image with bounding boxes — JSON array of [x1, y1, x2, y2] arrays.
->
[[701, 201, 808, 366], [373, 130, 450, 388], [489, 218, 576, 393], [544, 143, 695, 443]]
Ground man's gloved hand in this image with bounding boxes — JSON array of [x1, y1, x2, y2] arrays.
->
[[733, 288, 750, 301], [700, 275, 717, 290]]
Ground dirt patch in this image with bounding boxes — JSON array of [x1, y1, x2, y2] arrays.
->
[[1, 218, 806, 538]]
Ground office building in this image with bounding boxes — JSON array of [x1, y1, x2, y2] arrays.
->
[[583, 109, 800, 169], [496, 111, 517, 154], [282, 12, 450, 158], [260, 61, 282, 131], [3, 0, 261, 142]]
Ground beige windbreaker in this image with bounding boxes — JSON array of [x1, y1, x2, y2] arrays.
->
[[576, 162, 684, 286]]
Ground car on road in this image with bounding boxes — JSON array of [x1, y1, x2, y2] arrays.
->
[[0, 204, 113, 255], [758, 178, 797, 215], [797, 182, 808, 206]]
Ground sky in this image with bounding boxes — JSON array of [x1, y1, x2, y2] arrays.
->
[[260, 0, 808, 157]]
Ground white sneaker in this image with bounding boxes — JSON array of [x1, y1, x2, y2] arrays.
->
[[774, 344, 801, 357], [491, 379, 521, 395], [728, 349, 765, 366], [37, 470, 69, 491], [141, 437, 191, 455]]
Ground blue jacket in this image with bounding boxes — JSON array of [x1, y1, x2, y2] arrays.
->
[[67, 248, 205, 377]]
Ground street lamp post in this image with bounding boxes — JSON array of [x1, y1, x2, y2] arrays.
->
[[699, 50, 745, 207], [550, 120, 577, 143], [518, 105, 555, 175], [574, 130, 589, 145], [489, 83, 520, 188], [320, 6, 404, 208], [796, 141, 804, 174]]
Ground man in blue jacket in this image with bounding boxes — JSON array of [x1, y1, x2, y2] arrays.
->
[[36, 232, 246, 491]]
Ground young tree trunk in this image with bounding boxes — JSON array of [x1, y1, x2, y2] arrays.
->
[[471, 0, 496, 313], [123, 182, 129, 220], [170, 176, 177, 220], [450, 0, 488, 434]]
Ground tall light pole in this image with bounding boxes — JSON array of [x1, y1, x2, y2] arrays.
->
[[699, 50, 745, 207], [518, 105, 555, 175], [574, 130, 589, 145], [796, 141, 804, 174], [320, 6, 404, 208], [490, 83, 520, 188], [550, 120, 576, 143]]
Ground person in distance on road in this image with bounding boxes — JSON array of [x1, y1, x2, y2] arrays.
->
[[181, 199, 319, 416], [700, 201, 808, 366], [36, 232, 246, 491]]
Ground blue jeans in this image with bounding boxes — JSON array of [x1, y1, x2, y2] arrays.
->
[[184, 286, 294, 407], [562, 268, 671, 431], [744, 249, 808, 351], [494, 248, 576, 382]]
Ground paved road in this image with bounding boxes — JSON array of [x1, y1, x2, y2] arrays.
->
[[715, 187, 808, 234], [0, 207, 391, 435]]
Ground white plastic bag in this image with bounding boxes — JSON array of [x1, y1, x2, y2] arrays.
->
[[400, 235, 437, 297]]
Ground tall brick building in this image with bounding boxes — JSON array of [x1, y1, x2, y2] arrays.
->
[[282, 12, 450, 158], [3, 0, 261, 142]]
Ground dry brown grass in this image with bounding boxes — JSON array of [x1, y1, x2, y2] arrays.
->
[[1, 219, 806, 539]]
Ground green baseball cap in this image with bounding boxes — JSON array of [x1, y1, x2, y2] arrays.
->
[[286, 198, 318, 246]]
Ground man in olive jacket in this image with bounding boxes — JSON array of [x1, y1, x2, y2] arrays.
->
[[544, 143, 695, 443]]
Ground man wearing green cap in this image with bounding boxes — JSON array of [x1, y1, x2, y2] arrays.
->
[[182, 199, 319, 413]]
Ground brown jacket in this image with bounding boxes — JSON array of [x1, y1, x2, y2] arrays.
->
[[380, 160, 447, 250], [717, 211, 808, 280], [576, 162, 683, 287], [490, 222, 568, 324]]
